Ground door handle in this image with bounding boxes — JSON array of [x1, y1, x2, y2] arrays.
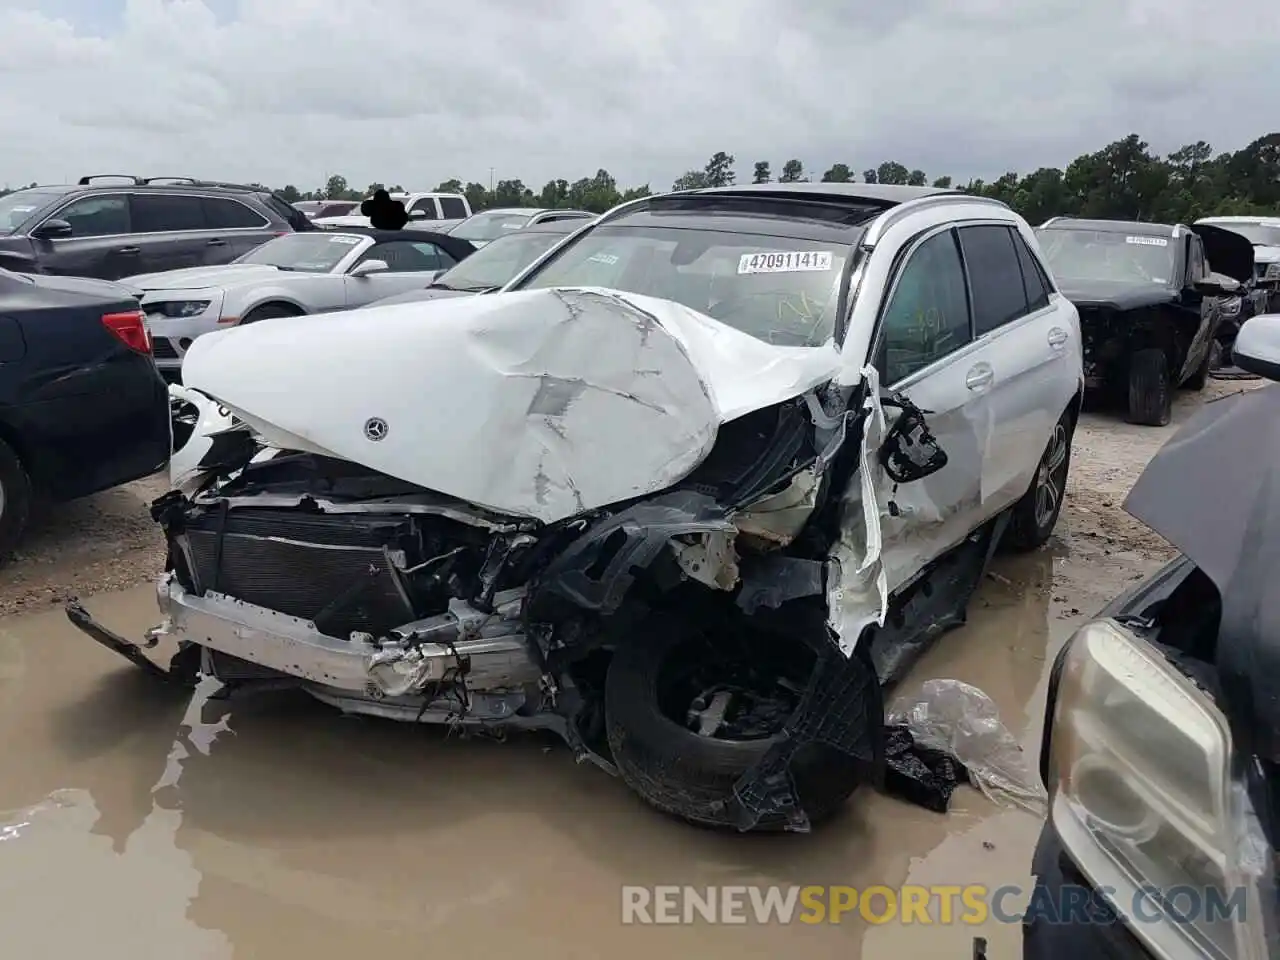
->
[[1048, 327, 1068, 348], [965, 363, 994, 391], [206, 239, 227, 246], [115, 246, 140, 255]]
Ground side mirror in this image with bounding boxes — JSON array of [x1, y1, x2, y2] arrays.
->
[[1232, 314, 1280, 382], [409, 209, 428, 219], [878, 395, 948, 484], [31, 219, 72, 241], [349, 259, 389, 278], [1193, 276, 1238, 297]]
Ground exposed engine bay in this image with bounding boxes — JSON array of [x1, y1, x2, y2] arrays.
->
[[68, 288, 1009, 833]]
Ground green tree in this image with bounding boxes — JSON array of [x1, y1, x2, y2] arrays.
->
[[821, 163, 853, 182], [752, 161, 771, 183], [779, 159, 805, 182], [538, 179, 570, 208], [672, 169, 709, 191], [434, 179, 464, 194], [907, 169, 927, 187], [492, 179, 532, 207], [463, 182, 490, 212], [876, 161, 910, 185], [364, 182, 385, 197], [931, 175, 952, 188], [703, 151, 735, 187], [278, 184, 301, 203], [862, 169, 878, 184], [324, 174, 350, 200], [620, 185, 653, 203]]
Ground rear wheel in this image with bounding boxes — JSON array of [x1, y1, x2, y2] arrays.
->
[[0, 438, 32, 561], [1004, 409, 1072, 552], [1126, 348, 1173, 426], [240, 303, 302, 325], [605, 614, 865, 831]]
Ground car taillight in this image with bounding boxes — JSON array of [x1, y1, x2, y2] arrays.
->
[[102, 310, 151, 354]]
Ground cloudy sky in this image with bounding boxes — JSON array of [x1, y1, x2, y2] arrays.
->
[[1, 0, 1277, 194]]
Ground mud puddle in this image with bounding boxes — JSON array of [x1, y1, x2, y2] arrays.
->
[[0, 543, 1146, 959]]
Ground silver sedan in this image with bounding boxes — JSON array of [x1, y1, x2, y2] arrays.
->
[[129, 227, 477, 380]]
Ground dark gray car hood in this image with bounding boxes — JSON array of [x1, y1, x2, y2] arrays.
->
[[1058, 279, 1178, 312], [1124, 384, 1280, 759]]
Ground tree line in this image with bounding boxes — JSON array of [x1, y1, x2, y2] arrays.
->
[[4, 132, 1276, 225]]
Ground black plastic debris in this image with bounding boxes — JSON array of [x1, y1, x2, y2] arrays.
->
[[882, 724, 969, 813]]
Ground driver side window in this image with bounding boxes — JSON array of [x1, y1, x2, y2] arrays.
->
[[877, 229, 973, 384]]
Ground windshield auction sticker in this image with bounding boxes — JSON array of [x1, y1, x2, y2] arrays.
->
[[1125, 236, 1168, 246], [738, 251, 834, 274]]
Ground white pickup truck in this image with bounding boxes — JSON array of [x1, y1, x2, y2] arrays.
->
[[314, 192, 472, 232]]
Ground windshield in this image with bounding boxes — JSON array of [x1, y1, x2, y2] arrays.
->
[[1038, 229, 1175, 285], [235, 233, 362, 272], [315, 201, 359, 219], [1203, 223, 1280, 247], [517, 224, 848, 346], [433, 230, 567, 291], [0, 190, 62, 235], [452, 211, 534, 242]]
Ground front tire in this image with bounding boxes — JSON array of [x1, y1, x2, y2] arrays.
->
[[0, 438, 33, 561], [1127, 348, 1173, 426], [605, 615, 864, 831], [240, 303, 302, 325], [1004, 409, 1072, 552]]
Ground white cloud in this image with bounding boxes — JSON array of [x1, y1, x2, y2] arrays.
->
[[0, 0, 1276, 192]]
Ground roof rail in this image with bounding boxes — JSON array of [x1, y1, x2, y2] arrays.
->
[[77, 174, 144, 185], [1039, 216, 1064, 228], [861, 192, 1011, 247]]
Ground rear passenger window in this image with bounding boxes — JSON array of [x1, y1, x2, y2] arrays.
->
[[53, 194, 129, 237], [1012, 232, 1051, 312], [131, 194, 206, 233], [439, 197, 467, 219], [878, 229, 973, 383], [203, 197, 268, 229], [958, 225, 1029, 336]]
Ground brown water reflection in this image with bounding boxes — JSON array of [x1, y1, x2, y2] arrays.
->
[[0, 549, 1103, 959]]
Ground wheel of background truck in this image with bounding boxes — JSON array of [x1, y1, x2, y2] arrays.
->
[[1184, 342, 1215, 391], [1003, 408, 1073, 552], [240, 303, 302, 324], [0, 437, 33, 561], [1126, 348, 1173, 427], [604, 614, 864, 831]]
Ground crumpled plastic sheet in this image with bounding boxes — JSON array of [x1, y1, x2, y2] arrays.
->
[[887, 678, 1048, 816]]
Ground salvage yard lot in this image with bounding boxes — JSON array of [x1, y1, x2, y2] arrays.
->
[[0, 378, 1256, 958]]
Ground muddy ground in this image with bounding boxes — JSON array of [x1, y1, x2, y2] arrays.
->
[[0, 378, 1261, 958]]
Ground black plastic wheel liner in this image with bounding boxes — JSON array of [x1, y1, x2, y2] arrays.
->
[[727, 638, 884, 832]]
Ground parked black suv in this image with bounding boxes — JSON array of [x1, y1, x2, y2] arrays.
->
[[0, 176, 310, 280]]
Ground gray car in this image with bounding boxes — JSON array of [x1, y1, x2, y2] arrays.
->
[[365, 219, 584, 308], [133, 227, 477, 380], [448, 207, 594, 247]]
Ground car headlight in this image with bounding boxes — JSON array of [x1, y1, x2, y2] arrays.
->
[[1047, 620, 1268, 960], [1220, 297, 1242, 319], [150, 300, 211, 318]]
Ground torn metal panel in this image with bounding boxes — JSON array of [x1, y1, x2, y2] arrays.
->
[[179, 287, 843, 524]]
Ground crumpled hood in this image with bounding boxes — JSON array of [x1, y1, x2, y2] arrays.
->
[[125, 264, 286, 291], [1058, 279, 1177, 312], [1123, 384, 1280, 760], [181, 287, 841, 523]]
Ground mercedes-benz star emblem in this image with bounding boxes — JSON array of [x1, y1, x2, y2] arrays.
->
[[363, 417, 388, 441]]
